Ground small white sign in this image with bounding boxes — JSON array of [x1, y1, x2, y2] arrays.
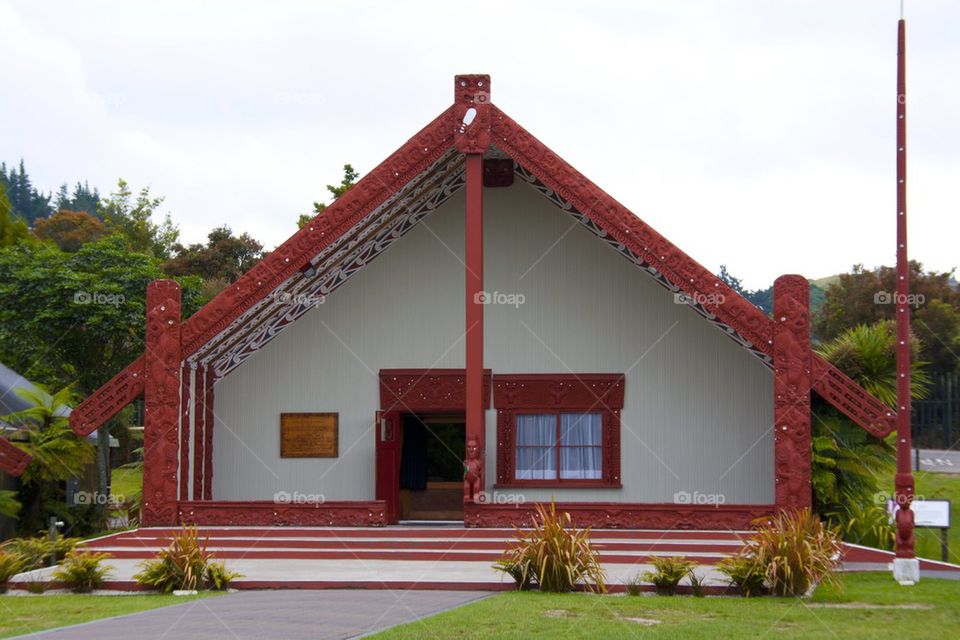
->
[[889, 499, 951, 529]]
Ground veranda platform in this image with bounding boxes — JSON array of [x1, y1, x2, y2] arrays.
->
[[10, 526, 960, 592]]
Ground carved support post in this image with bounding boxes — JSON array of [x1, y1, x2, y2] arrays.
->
[[203, 370, 215, 500], [773, 275, 812, 510], [455, 74, 491, 503], [142, 280, 181, 526], [893, 16, 916, 566], [179, 363, 190, 501], [193, 365, 206, 500]]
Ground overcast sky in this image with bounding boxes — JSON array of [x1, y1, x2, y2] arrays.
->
[[2, 0, 956, 289]]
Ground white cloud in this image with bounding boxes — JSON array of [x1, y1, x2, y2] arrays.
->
[[2, 0, 957, 289]]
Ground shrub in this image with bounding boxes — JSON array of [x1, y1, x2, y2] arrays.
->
[[624, 573, 644, 596], [0, 550, 26, 593], [719, 509, 843, 597], [205, 561, 242, 591], [493, 502, 606, 593], [135, 526, 241, 592], [52, 551, 113, 593], [826, 499, 895, 551], [716, 553, 766, 597], [641, 556, 698, 596], [687, 570, 707, 597], [135, 526, 212, 592], [3, 537, 79, 571], [25, 580, 46, 594]]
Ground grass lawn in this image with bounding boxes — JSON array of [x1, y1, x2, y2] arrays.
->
[[373, 573, 960, 639], [913, 471, 960, 563], [0, 593, 220, 639], [109, 466, 142, 503]]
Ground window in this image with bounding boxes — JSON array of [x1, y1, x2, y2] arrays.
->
[[494, 374, 624, 488], [515, 412, 603, 481]]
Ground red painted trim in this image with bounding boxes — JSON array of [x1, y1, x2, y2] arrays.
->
[[773, 275, 812, 510], [178, 500, 387, 527], [178, 364, 190, 501], [0, 438, 30, 477], [192, 366, 205, 501], [203, 369, 215, 500], [375, 410, 401, 523], [894, 17, 916, 559], [493, 374, 624, 487], [465, 502, 773, 530], [141, 280, 181, 526], [69, 356, 145, 436], [465, 152, 485, 504], [378, 369, 491, 412]]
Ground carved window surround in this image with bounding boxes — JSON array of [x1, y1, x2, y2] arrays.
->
[[494, 374, 624, 488]]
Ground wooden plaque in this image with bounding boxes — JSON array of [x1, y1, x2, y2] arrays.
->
[[280, 413, 338, 458]]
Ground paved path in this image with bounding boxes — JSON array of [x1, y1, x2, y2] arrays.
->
[[12, 590, 492, 640]]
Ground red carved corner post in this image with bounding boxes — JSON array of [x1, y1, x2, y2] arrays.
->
[[455, 74, 491, 503], [772, 275, 812, 510], [142, 280, 182, 526]]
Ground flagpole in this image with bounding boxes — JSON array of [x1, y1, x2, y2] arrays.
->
[[892, 6, 919, 585]]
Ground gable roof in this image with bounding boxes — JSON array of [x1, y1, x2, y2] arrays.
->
[[69, 75, 896, 440]]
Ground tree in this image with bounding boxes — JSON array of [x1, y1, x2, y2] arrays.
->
[[718, 264, 745, 294], [0, 160, 54, 224], [3, 386, 95, 533], [55, 181, 101, 217], [163, 225, 264, 293], [298, 163, 359, 228], [814, 262, 960, 374], [98, 179, 180, 259], [33, 210, 108, 252], [0, 183, 32, 248]]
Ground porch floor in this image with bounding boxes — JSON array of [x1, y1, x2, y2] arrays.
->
[[11, 526, 960, 591]]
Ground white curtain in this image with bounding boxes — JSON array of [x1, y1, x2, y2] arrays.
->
[[559, 413, 602, 480], [515, 414, 557, 480]]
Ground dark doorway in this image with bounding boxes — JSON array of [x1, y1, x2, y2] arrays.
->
[[398, 413, 465, 521]]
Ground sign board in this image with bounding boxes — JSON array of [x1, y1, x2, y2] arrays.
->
[[889, 499, 950, 529], [280, 413, 338, 458]]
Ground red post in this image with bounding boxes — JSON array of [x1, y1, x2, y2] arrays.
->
[[179, 363, 190, 501], [203, 370, 215, 500], [465, 153, 484, 500], [893, 17, 916, 563], [454, 74, 491, 503], [142, 280, 181, 526], [772, 275, 812, 510], [193, 365, 205, 500]]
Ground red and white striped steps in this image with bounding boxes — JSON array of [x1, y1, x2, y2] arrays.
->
[[11, 526, 959, 591]]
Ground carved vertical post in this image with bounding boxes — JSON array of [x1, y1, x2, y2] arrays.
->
[[773, 275, 812, 510], [179, 363, 190, 501], [193, 365, 206, 500], [142, 280, 181, 526], [203, 371, 215, 500], [455, 74, 491, 503]]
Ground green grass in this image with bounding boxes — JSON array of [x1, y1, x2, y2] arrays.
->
[[0, 592, 220, 638], [109, 467, 142, 502], [914, 471, 960, 563], [372, 573, 960, 639]]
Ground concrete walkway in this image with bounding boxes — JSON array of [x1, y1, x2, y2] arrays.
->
[[11, 590, 492, 640]]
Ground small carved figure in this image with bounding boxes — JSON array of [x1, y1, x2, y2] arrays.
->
[[464, 437, 483, 503]]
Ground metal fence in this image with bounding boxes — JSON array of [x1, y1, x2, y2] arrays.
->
[[913, 372, 958, 450]]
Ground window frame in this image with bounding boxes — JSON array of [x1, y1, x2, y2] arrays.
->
[[493, 374, 624, 489]]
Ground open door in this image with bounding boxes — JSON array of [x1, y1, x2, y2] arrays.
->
[[375, 410, 401, 524]]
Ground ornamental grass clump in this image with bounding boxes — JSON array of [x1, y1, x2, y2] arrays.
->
[[3, 536, 78, 571], [0, 550, 26, 594], [51, 551, 113, 593], [718, 508, 843, 597], [494, 502, 606, 593], [135, 526, 242, 592], [641, 556, 698, 596]]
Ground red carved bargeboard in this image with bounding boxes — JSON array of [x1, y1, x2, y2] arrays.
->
[[773, 275, 812, 510], [69, 356, 145, 437], [141, 280, 182, 526], [0, 438, 30, 477], [178, 501, 387, 527], [465, 502, 772, 530], [378, 369, 491, 413]]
